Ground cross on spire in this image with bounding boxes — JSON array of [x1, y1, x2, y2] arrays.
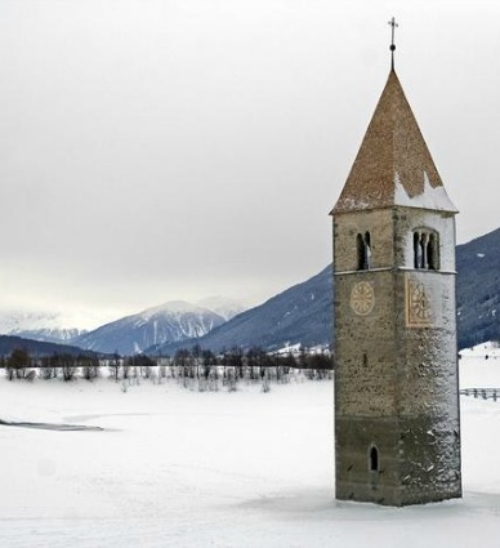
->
[[388, 17, 398, 70]]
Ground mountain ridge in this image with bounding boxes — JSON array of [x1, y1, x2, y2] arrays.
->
[[72, 300, 228, 355]]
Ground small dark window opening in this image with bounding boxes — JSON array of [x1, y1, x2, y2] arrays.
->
[[357, 234, 365, 270], [364, 232, 371, 269], [413, 232, 420, 268], [427, 234, 436, 270], [356, 232, 372, 270], [419, 234, 426, 268], [363, 353, 368, 367], [369, 446, 379, 472]]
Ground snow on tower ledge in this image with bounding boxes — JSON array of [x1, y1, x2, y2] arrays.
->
[[332, 69, 458, 214], [394, 171, 456, 211]]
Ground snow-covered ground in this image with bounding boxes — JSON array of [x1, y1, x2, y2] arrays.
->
[[0, 349, 499, 547]]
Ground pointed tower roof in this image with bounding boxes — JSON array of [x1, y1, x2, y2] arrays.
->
[[332, 69, 457, 214]]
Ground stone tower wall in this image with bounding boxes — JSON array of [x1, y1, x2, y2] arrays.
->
[[334, 206, 461, 506]]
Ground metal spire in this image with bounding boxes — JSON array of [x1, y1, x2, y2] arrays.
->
[[388, 17, 398, 70]]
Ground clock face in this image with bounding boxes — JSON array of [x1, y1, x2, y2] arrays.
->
[[406, 277, 433, 327], [350, 281, 375, 316]]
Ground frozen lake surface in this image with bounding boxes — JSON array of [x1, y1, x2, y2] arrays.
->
[[0, 353, 499, 547]]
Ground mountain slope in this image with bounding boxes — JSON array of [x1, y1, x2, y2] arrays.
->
[[153, 266, 333, 355], [73, 301, 226, 355], [0, 335, 98, 358], [455, 227, 500, 349]]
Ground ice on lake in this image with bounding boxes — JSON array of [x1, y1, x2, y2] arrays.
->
[[0, 351, 499, 547]]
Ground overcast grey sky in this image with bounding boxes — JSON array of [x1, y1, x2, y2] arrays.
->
[[0, 0, 499, 322]]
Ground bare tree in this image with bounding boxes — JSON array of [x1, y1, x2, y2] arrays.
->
[[7, 348, 32, 380]]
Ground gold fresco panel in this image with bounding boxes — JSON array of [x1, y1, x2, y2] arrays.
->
[[406, 276, 433, 328]]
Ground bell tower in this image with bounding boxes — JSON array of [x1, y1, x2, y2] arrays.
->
[[331, 29, 462, 506]]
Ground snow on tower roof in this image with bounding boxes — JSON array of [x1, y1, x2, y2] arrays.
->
[[332, 69, 457, 214]]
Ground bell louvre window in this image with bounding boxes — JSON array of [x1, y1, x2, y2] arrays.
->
[[413, 230, 439, 270]]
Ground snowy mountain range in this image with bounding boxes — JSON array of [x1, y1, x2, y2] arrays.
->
[[71, 299, 245, 355], [0, 310, 94, 344], [0, 298, 247, 355], [150, 267, 332, 356]]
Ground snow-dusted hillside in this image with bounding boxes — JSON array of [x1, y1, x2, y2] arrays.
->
[[0, 299, 247, 351], [73, 300, 226, 355], [157, 266, 333, 355]]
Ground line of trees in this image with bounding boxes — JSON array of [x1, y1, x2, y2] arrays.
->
[[169, 344, 332, 371], [153, 345, 332, 392], [0, 345, 333, 388], [1, 348, 100, 382]]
